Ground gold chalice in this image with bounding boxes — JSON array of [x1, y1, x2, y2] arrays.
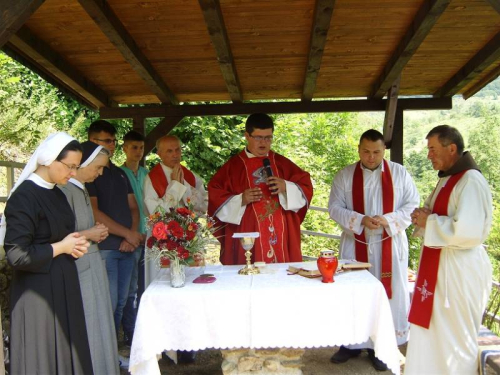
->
[[233, 233, 260, 275]]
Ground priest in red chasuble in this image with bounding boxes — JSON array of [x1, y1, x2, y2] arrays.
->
[[405, 126, 492, 375], [328, 129, 419, 371], [208, 113, 313, 265], [143, 135, 207, 216]]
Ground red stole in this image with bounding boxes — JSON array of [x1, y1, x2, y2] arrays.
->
[[352, 159, 394, 298], [240, 153, 286, 263], [149, 163, 196, 199], [408, 170, 468, 329]]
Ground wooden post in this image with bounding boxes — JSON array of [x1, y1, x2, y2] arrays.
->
[[390, 108, 404, 165], [132, 116, 146, 166]]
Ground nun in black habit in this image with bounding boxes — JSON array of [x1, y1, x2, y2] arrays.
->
[[0, 132, 93, 375]]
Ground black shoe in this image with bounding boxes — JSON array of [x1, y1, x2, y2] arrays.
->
[[367, 349, 388, 371], [330, 346, 362, 364], [177, 350, 197, 364]]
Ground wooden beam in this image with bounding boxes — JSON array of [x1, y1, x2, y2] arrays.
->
[[77, 0, 178, 105], [371, 0, 451, 99], [463, 63, 500, 99], [100, 97, 452, 119], [301, 0, 336, 101], [383, 76, 401, 145], [484, 0, 500, 15], [3, 44, 98, 109], [8, 26, 113, 109], [0, 0, 44, 48], [435, 31, 500, 97], [390, 108, 404, 165], [198, 0, 242, 103], [145, 116, 184, 154]]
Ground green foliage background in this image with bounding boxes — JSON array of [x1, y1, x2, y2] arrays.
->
[[1, 51, 499, 281]]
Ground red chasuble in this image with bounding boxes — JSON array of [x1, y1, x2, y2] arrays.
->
[[149, 163, 196, 199], [208, 150, 313, 265], [408, 170, 468, 329], [352, 159, 394, 298]]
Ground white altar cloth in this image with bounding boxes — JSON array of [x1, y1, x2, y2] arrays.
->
[[130, 262, 400, 375]]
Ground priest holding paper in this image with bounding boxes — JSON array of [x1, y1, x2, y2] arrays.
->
[[328, 129, 419, 371], [405, 125, 492, 375], [208, 113, 313, 265]]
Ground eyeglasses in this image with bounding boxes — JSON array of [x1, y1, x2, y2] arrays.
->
[[249, 135, 273, 142], [57, 160, 80, 171], [93, 138, 117, 145]]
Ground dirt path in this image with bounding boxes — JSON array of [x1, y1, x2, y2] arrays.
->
[[120, 345, 407, 374]]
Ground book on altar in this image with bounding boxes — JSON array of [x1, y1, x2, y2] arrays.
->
[[287, 265, 321, 278], [339, 259, 371, 270]]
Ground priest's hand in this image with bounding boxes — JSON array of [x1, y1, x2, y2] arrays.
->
[[362, 216, 380, 230], [119, 239, 135, 252], [242, 188, 263, 206], [267, 176, 286, 195], [411, 208, 431, 228], [171, 164, 185, 184], [373, 215, 389, 228]]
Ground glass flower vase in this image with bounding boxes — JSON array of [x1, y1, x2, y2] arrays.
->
[[170, 259, 186, 288]]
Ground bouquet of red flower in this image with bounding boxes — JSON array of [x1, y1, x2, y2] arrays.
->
[[146, 203, 216, 267]]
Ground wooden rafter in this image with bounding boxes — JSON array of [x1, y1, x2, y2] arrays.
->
[[0, 0, 45, 48], [8, 26, 113, 109], [77, 0, 178, 105], [301, 0, 336, 101], [463, 63, 500, 99], [383, 76, 401, 146], [100, 97, 452, 119], [198, 0, 242, 103], [435, 31, 500, 97], [371, 0, 451, 99], [484, 0, 500, 15], [144, 116, 185, 154]]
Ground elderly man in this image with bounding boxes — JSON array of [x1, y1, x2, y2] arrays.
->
[[328, 129, 419, 371], [405, 125, 492, 374], [208, 113, 313, 265], [143, 135, 207, 216]]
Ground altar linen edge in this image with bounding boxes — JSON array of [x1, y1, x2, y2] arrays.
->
[[146, 201, 217, 267]]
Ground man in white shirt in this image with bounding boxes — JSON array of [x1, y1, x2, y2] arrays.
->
[[328, 129, 419, 371]]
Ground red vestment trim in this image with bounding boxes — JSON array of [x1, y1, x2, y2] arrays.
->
[[352, 159, 394, 298], [240, 153, 285, 262], [149, 163, 196, 199], [408, 170, 468, 329]]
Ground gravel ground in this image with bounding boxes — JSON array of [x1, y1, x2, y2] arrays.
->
[[120, 344, 407, 375]]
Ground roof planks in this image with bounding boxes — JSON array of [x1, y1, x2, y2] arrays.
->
[[0, 0, 45, 48], [301, 0, 336, 101], [371, 0, 452, 99], [198, 0, 243, 103], [77, 0, 178, 105]]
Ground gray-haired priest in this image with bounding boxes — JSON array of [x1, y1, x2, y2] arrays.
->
[[406, 125, 492, 374]]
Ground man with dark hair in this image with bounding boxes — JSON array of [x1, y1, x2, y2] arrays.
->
[[120, 130, 148, 347], [86, 120, 143, 368], [328, 129, 419, 371], [405, 125, 492, 374], [208, 113, 313, 265]]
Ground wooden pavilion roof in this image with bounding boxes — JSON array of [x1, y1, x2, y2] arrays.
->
[[2, 0, 500, 112]]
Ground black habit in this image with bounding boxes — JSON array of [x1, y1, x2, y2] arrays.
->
[[4, 180, 93, 375]]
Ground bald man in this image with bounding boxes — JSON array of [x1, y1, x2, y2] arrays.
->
[[143, 135, 207, 216]]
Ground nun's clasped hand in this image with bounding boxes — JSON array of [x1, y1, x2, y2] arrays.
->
[[62, 232, 90, 259]]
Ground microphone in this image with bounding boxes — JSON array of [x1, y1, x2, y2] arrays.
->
[[263, 158, 273, 178]]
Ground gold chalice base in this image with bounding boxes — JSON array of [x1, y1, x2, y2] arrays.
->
[[238, 264, 261, 275]]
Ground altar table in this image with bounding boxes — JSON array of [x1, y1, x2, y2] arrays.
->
[[129, 262, 400, 374]]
